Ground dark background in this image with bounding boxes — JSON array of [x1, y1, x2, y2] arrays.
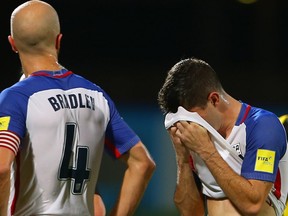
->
[[1, 0, 288, 108], [1, 1, 288, 215]]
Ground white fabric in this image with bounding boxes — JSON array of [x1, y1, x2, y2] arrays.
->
[[165, 107, 242, 164], [15, 88, 109, 215], [165, 106, 242, 197], [164, 106, 283, 215]]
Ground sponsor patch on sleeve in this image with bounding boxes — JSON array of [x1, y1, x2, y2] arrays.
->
[[0, 116, 10, 130], [254, 149, 275, 173]]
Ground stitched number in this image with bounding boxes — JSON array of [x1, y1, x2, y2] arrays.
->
[[58, 123, 90, 194]]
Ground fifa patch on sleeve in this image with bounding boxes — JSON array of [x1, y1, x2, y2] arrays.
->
[[0, 116, 10, 130], [254, 149, 275, 173]]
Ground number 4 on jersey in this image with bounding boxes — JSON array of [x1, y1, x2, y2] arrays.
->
[[58, 123, 90, 194]]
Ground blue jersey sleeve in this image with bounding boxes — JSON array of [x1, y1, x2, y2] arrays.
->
[[103, 92, 140, 158], [241, 111, 287, 182], [0, 83, 28, 138]]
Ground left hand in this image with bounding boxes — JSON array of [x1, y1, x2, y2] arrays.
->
[[173, 121, 214, 156]]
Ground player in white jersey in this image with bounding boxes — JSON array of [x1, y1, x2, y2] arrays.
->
[[158, 57, 288, 216], [19, 74, 107, 216], [0, 1, 156, 216]]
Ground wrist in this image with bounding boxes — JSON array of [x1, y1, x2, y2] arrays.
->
[[177, 159, 190, 165], [202, 150, 217, 163]]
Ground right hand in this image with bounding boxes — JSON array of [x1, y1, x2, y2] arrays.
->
[[168, 126, 190, 163]]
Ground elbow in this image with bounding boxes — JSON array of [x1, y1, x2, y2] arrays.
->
[[173, 195, 185, 212], [241, 208, 261, 216], [173, 190, 204, 216], [148, 158, 156, 173], [125, 142, 156, 179], [143, 157, 156, 178], [137, 156, 156, 180], [238, 201, 265, 216]]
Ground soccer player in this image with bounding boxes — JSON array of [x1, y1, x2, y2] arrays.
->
[[158, 57, 288, 215], [21, 72, 106, 216], [0, 1, 155, 215]]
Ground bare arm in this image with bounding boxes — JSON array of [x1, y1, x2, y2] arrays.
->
[[203, 152, 272, 215], [94, 194, 106, 216], [109, 141, 156, 216], [0, 148, 15, 216], [169, 126, 204, 216], [175, 121, 272, 216]]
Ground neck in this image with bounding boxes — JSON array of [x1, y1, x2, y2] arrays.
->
[[218, 96, 242, 138], [19, 52, 63, 76]]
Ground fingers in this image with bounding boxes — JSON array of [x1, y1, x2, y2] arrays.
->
[[169, 126, 177, 134], [174, 121, 187, 133], [168, 126, 182, 144], [169, 121, 204, 141], [175, 121, 196, 134]]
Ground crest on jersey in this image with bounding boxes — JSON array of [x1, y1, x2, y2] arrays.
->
[[0, 116, 10, 130], [231, 142, 243, 158], [254, 149, 275, 173]]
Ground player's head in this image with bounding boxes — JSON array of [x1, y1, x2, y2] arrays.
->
[[158, 57, 224, 114], [279, 114, 288, 137], [8, 0, 62, 55]]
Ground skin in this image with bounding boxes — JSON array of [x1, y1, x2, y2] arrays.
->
[[2, 1, 156, 215], [8, 0, 63, 76], [109, 142, 155, 216], [0, 148, 14, 216], [94, 194, 106, 216], [169, 91, 275, 216], [170, 129, 205, 216]]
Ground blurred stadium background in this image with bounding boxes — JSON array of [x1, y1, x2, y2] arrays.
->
[[1, 0, 288, 215]]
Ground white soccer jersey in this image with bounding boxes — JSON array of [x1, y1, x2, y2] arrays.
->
[[0, 69, 140, 216], [189, 103, 288, 215]]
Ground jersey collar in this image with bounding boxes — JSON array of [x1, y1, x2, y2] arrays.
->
[[30, 68, 73, 78], [236, 102, 251, 125]]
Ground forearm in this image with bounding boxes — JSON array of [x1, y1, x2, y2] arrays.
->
[[202, 150, 268, 215], [94, 194, 106, 216], [175, 121, 270, 214], [110, 161, 155, 216], [0, 148, 14, 216], [0, 168, 10, 216], [174, 161, 204, 216], [109, 142, 155, 216]]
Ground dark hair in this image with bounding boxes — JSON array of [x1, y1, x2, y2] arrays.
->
[[158, 57, 223, 114]]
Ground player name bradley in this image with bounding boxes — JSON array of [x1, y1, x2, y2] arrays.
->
[[48, 93, 95, 111]]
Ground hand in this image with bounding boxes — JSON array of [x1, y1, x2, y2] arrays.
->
[[173, 121, 214, 156], [168, 126, 190, 163]]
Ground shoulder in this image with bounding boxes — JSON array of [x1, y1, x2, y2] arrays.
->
[[0, 76, 44, 103], [0, 81, 27, 99], [246, 106, 280, 128], [245, 106, 286, 152], [68, 73, 109, 95]]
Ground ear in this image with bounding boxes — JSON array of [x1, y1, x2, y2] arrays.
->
[[8, 35, 18, 53], [208, 92, 220, 106], [55, 33, 62, 50]]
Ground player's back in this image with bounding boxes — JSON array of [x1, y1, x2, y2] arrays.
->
[[6, 69, 110, 215]]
